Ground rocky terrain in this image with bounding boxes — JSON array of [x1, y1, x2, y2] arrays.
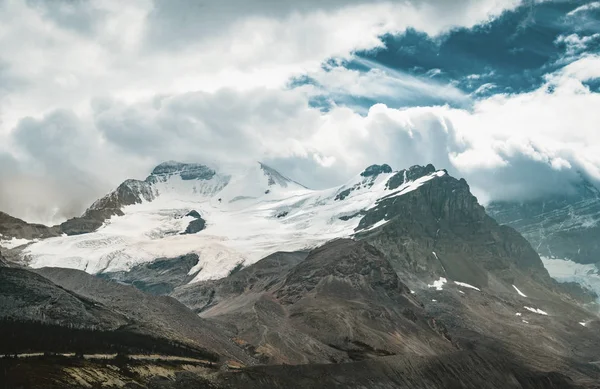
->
[[2, 162, 600, 388], [4, 238, 599, 388], [97, 254, 201, 295], [0, 211, 60, 241], [356, 166, 597, 304]]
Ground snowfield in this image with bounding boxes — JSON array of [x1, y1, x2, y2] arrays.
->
[[0, 236, 35, 249], [22, 162, 446, 282]]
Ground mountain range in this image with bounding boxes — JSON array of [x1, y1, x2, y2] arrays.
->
[[1, 161, 600, 388]]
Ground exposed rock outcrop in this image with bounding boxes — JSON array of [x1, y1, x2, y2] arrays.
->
[[182, 210, 206, 234], [98, 254, 200, 295], [60, 162, 218, 236], [0, 211, 60, 241]]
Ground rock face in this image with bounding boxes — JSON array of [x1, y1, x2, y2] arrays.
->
[[182, 210, 206, 234], [59, 162, 219, 236], [98, 254, 201, 295], [487, 177, 600, 266], [361, 164, 393, 177], [148, 161, 216, 181], [355, 172, 553, 294], [0, 211, 61, 241], [60, 179, 156, 235], [174, 240, 455, 365]]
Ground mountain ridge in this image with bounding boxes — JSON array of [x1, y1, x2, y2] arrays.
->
[[2, 161, 597, 304], [14, 162, 448, 280], [2, 161, 600, 387]]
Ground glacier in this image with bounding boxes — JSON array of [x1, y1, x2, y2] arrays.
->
[[20, 162, 446, 282]]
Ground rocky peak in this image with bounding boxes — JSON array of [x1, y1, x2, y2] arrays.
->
[[148, 161, 216, 182], [354, 169, 574, 299], [386, 164, 438, 190], [276, 239, 409, 304], [360, 164, 393, 177], [0, 211, 60, 241], [259, 162, 305, 188]]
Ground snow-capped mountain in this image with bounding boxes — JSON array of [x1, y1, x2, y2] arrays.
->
[[18, 162, 446, 282]]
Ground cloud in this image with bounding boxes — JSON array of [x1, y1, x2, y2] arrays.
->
[[567, 2, 600, 17], [3, 52, 600, 223], [296, 58, 471, 110], [8, 54, 600, 219], [0, 0, 525, 134], [555, 33, 600, 56], [2, 0, 597, 224]]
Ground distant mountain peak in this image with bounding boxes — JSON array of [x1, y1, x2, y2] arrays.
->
[[360, 164, 393, 177], [149, 161, 216, 181], [258, 162, 307, 189]]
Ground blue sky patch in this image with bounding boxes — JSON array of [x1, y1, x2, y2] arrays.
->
[[293, 0, 600, 112]]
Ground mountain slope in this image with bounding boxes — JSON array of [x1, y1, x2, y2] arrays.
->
[[34, 267, 257, 366], [18, 162, 445, 281], [487, 175, 600, 300], [0, 211, 60, 247], [487, 176, 600, 265], [174, 240, 455, 365], [171, 237, 600, 387], [3, 162, 600, 388]]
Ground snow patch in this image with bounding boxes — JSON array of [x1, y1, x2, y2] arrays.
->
[[579, 321, 587, 327], [524, 306, 548, 316], [0, 237, 34, 249], [515, 313, 522, 316], [512, 285, 527, 297], [454, 281, 481, 291], [370, 170, 446, 206], [428, 277, 447, 291], [358, 219, 389, 232]]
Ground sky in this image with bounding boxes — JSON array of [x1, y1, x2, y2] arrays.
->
[[0, 0, 599, 224]]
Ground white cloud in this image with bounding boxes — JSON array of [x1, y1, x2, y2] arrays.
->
[[566, 2, 600, 17], [0, 0, 524, 132], [4, 53, 600, 223], [555, 33, 600, 56], [4, 0, 598, 224], [302, 58, 470, 108]]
